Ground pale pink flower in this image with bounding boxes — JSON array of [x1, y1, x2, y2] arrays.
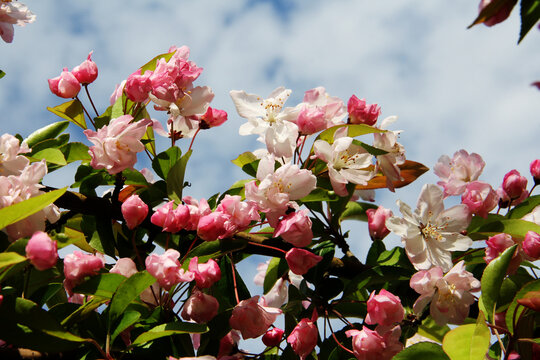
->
[[461, 181, 498, 218], [365, 289, 404, 327], [410, 261, 480, 326], [72, 51, 98, 85], [530, 159, 540, 185], [386, 184, 473, 272], [197, 211, 230, 241], [346, 327, 387, 360], [216, 195, 260, 233], [262, 277, 288, 308], [348, 95, 381, 126], [373, 116, 406, 191], [199, 107, 228, 128], [145, 249, 194, 290], [110, 80, 126, 105], [262, 327, 284, 348], [121, 194, 148, 229], [484, 233, 525, 274], [25, 231, 57, 271], [229, 296, 282, 339], [273, 209, 313, 247], [479, 0, 516, 27], [181, 289, 219, 323], [0, 133, 30, 176], [287, 318, 318, 360], [366, 206, 392, 241], [182, 196, 211, 231], [314, 133, 373, 197], [188, 257, 221, 289], [150, 201, 190, 233], [502, 169, 528, 200], [253, 261, 269, 286], [0, 1, 35, 43], [434, 150, 485, 197], [285, 248, 322, 275], [523, 231, 540, 259], [64, 251, 104, 294], [218, 330, 241, 358], [125, 69, 153, 103], [48, 68, 81, 99], [110, 257, 138, 278], [292, 87, 346, 135], [84, 115, 152, 174]]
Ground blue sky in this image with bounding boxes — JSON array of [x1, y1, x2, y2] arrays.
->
[[1, 0, 539, 269]]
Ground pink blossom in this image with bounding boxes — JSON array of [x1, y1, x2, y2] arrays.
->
[[287, 318, 318, 360], [110, 258, 138, 278], [410, 261, 480, 326], [262, 327, 284, 347], [530, 159, 540, 185], [63, 251, 104, 294], [25, 231, 57, 271], [347, 95, 381, 126], [346, 327, 391, 360], [373, 116, 406, 191], [285, 248, 322, 275], [182, 196, 211, 231], [366, 206, 392, 241], [502, 169, 528, 200], [181, 290, 219, 323], [125, 69, 153, 103], [296, 106, 327, 135], [48, 68, 81, 99], [197, 211, 230, 241], [121, 194, 148, 229], [484, 233, 524, 274], [84, 115, 152, 174], [72, 51, 98, 85], [145, 249, 194, 290], [229, 296, 282, 339], [263, 277, 288, 308], [0, 1, 35, 43], [216, 195, 260, 234], [218, 330, 241, 358], [0, 133, 30, 176], [365, 289, 404, 327], [523, 231, 540, 260], [434, 149, 485, 197], [293, 87, 346, 135], [150, 201, 190, 233], [200, 107, 228, 128], [110, 80, 126, 105], [478, 0, 516, 27], [188, 257, 221, 289], [273, 210, 313, 247], [461, 181, 498, 218]]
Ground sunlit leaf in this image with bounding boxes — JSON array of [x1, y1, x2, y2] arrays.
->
[[29, 148, 67, 165], [47, 100, 86, 129], [469, 219, 540, 240], [60, 142, 91, 162], [25, 121, 69, 148], [131, 322, 208, 347], [139, 51, 175, 74], [394, 342, 449, 360], [355, 160, 429, 190], [316, 123, 385, 144], [109, 271, 156, 324], [152, 146, 182, 180], [167, 149, 192, 203], [231, 152, 259, 177], [0, 252, 27, 269], [340, 201, 378, 222], [73, 273, 126, 299], [442, 312, 490, 360]]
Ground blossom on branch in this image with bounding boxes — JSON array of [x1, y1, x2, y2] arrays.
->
[[0, 1, 35, 43]]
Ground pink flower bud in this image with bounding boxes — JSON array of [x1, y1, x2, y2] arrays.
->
[[273, 210, 313, 247], [25, 231, 57, 271], [346, 328, 386, 360], [151, 201, 190, 233], [218, 330, 241, 358], [72, 51, 98, 85], [200, 107, 228, 128], [523, 231, 540, 259], [188, 257, 221, 289], [285, 248, 322, 275], [229, 296, 282, 339], [262, 327, 284, 347], [121, 194, 148, 230], [181, 290, 219, 323], [478, 0, 516, 27], [145, 249, 194, 290], [502, 169, 528, 200], [365, 289, 405, 326], [347, 95, 381, 126], [110, 258, 138, 278], [125, 69, 153, 103], [296, 106, 327, 135], [110, 80, 126, 105], [530, 159, 540, 185], [484, 233, 522, 274], [461, 181, 499, 219], [287, 318, 318, 360], [48, 68, 81, 98], [366, 206, 392, 240], [197, 211, 230, 241], [63, 251, 104, 294]]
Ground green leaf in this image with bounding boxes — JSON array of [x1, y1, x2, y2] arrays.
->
[[73, 273, 127, 298], [185, 237, 248, 266], [519, 0, 540, 43], [508, 194, 540, 219], [468, 218, 540, 240], [352, 139, 389, 156], [264, 257, 289, 293], [29, 148, 67, 165], [109, 271, 156, 324], [480, 244, 517, 323], [316, 124, 385, 144], [505, 279, 540, 334], [340, 201, 378, 222], [142, 124, 156, 156], [60, 142, 91, 162], [152, 146, 182, 180], [61, 296, 109, 327], [0, 188, 66, 230], [231, 152, 259, 177], [442, 313, 490, 360], [497, 271, 535, 312], [418, 316, 451, 343], [365, 240, 385, 266], [394, 342, 449, 360], [167, 149, 192, 203], [0, 69, 5, 79], [139, 51, 175, 74], [300, 187, 339, 202], [110, 311, 141, 345], [0, 251, 27, 269], [47, 100, 86, 129], [131, 321, 208, 347], [25, 121, 69, 148]]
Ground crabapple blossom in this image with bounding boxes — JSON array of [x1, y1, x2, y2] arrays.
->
[[410, 261, 480, 326], [365, 289, 404, 327], [347, 95, 381, 126], [502, 169, 528, 200], [110, 257, 138, 278], [485, 233, 528, 274], [218, 330, 241, 358], [84, 115, 152, 174], [523, 231, 540, 259], [197, 211, 230, 241], [0, 133, 30, 176], [72, 51, 98, 85], [216, 194, 260, 233], [121, 194, 149, 229], [110, 80, 126, 105], [434, 149, 485, 197], [273, 209, 313, 247], [460, 180, 499, 218], [188, 257, 221, 289], [386, 184, 473, 271], [313, 131, 373, 196], [182, 196, 211, 231], [285, 248, 323, 275], [530, 159, 540, 185], [151, 201, 190, 233], [199, 107, 228, 128], [63, 251, 104, 294], [478, 0, 516, 27], [262, 327, 284, 347], [372, 116, 406, 191], [293, 87, 346, 134], [229, 296, 282, 339], [346, 326, 402, 360], [181, 290, 219, 323], [287, 318, 318, 360], [366, 206, 392, 241], [125, 69, 153, 103], [262, 277, 288, 308], [48, 68, 81, 98], [0, 1, 35, 43], [145, 249, 194, 290], [25, 231, 57, 271]]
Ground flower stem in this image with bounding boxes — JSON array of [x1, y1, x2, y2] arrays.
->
[[84, 84, 99, 117]]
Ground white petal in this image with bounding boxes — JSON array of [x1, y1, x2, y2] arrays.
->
[[230, 90, 265, 119]]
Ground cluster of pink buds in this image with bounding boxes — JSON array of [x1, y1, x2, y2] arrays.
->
[[48, 52, 98, 98]]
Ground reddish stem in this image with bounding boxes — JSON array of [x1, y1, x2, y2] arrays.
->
[[247, 241, 287, 254], [229, 254, 241, 304], [188, 127, 201, 152]]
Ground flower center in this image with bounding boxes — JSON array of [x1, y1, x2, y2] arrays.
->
[[420, 222, 444, 241], [334, 150, 361, 171]]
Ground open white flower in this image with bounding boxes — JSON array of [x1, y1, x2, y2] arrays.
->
[[373, 116, 405, 191], [386, 184, 472, 272]]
